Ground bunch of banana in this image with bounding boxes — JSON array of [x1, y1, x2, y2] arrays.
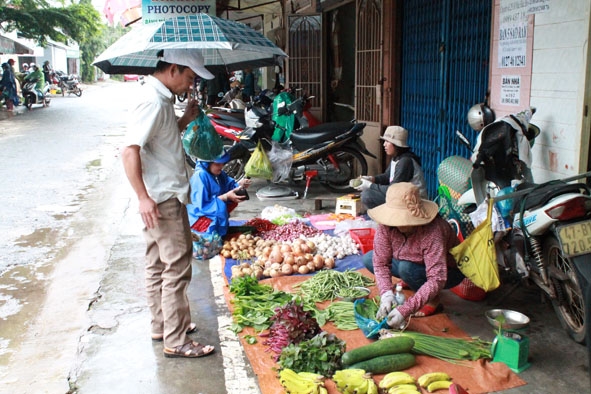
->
[[379, 371, 420, 394], [332, 369, 378, 394], [417, 372, 453, 393], [279, 368, 327, 394]]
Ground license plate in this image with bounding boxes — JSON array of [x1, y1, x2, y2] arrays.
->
[[557, 221, 591, 257]]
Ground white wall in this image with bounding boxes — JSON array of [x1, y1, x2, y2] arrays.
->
[[529, 1, 590, 182]]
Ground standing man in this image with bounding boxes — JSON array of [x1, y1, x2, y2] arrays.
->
[[121, 49, 216, 359]]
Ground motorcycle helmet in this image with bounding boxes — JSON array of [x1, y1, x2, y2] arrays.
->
[[29, 62, 36, 69], [467, 103, 495, 131]]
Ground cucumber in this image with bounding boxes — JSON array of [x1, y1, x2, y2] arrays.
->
[[347, 353, 416, 374], [341, 336, 415, 366]]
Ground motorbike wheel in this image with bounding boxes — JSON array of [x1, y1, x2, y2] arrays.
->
[[545, 235, 588, 343], [25, 96, 32, 110], [75, 88, 82, 97], [322, 147, 368, 192]]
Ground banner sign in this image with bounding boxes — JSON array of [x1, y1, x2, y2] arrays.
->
[[142, 0, 215, 24]]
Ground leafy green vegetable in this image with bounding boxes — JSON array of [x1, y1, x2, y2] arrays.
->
[[229, 276, 293, 333], [278, 332, 346, 377]]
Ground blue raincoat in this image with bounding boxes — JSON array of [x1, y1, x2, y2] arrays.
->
[[0, 64, 20, 106], [187, 161, 239, 237]]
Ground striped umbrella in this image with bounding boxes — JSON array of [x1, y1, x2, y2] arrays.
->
[[93, 14, 287, 74]]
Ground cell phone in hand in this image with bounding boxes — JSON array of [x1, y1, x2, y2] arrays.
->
[[235, 188, 249, 200]]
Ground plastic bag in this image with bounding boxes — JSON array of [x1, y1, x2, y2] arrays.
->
[[191, 231, 223, 260], [260, 205, 302, 224], [450, 199, 500, 292], [334, 219, 377, 237], [353, 299, 389, 339], [268, 140, 293, 182], [244, 140, 274, 179], [182, 112, 224, 161]]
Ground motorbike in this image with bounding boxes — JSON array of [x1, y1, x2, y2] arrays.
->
[[55, 70, 82, 97], [22, 79, 51, 109], [219, 98, 376, 193], [442, 107, 591, 344]]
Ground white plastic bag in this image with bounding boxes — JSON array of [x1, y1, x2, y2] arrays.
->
[[334, 218, 378, 236], [267, 140, 293, 183], [469, 199, 506, 232]]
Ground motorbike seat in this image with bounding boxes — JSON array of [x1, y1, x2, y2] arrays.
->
[[207, 113, 244, 129], [290, 121, 360, 150], [514, 181, 590, 211]]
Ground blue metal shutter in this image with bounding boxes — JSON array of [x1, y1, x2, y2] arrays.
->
[[400, 0, 491, 198]]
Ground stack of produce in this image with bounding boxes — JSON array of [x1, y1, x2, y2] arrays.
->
[[278, 331, 346, 377], [340, 336, 416, 374], [378, 371, 419, 393], [380, 331, 491, 363], [262, 301, 321, 360], [228, 276, 293, 332], [279, 368, 327, 394], [332, 369, 378, 394], [294, 269, 375, 302]]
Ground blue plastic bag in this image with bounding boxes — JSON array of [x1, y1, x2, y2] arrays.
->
[[354, 299, 389, 339]]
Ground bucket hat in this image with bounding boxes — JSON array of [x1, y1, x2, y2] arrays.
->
[[380, 126, 409, 148], [368, 182, 438, 227]]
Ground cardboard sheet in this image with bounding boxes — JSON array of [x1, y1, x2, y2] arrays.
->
[[222, 260, 527, 394]]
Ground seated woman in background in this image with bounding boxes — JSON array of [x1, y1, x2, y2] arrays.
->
[[354, 126, 427, 210]]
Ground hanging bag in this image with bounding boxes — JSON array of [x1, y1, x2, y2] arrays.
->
[[244, 140, 274, 179], [182, 111, 224, 161], [449, 199, 500, 292]]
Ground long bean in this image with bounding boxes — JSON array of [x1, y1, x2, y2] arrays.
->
[[325, 301, 358, 330], [293, 269, 374, 302]]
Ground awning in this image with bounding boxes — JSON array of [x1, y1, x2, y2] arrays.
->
[[0, 35, 34, 54]]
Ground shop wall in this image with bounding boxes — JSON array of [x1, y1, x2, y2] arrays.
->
[[490, 1, 591, 182]]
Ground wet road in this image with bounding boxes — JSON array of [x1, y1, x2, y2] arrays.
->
[[0, 80, 256, 394], [0, 81, 138, 391]]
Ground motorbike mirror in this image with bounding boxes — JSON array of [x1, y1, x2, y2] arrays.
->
[[456, 130, 472, 150]]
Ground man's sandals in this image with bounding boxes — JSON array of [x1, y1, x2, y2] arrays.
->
[[164, 341, 215, 358], [151, 322, 198, 341]]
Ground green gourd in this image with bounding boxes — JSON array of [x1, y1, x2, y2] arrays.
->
[[346, 353, 416, 374], [341, 336, 415, 366]]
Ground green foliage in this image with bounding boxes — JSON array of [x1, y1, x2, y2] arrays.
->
[[0, 0, 101, 46]]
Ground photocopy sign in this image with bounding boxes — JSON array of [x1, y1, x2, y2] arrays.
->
[[142, 0, 215, 24], [498, 0, 551, 68], [500, 75, 521, 106]]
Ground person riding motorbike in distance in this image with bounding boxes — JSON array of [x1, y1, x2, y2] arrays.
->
[[354, 126, 427, 210], [362, 182, 465, 327], [24, 63, 46, 102]]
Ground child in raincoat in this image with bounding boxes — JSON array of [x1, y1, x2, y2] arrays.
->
[[187, 150, 251, 237]]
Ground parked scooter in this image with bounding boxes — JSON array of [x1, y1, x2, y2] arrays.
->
[[221, 101, 376, 192], [444, 107, 591, 344], [22, 80, 51, 109], [55, 70, 82, 97]]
